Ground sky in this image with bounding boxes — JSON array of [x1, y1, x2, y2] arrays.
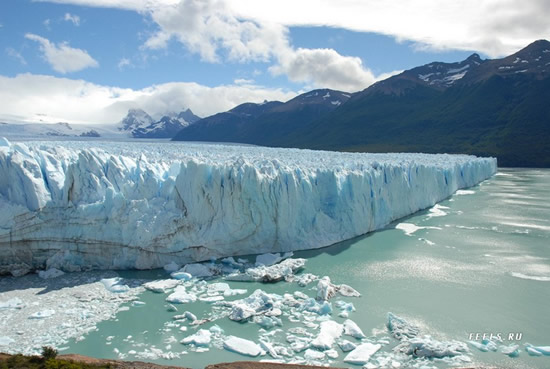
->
[[0, 0, 549, 124]]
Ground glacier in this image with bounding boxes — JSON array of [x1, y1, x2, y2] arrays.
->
[[0, 139, 496, 274]]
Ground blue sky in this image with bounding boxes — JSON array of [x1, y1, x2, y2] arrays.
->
[[0, 0, 547, 124]]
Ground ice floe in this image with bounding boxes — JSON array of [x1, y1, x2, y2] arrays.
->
[[143, 279, 180, 293], [223, 336, 263, 357], [311, 320, 343, 350], [316, 276, 360, 301], [180, 329, 212, 346], [38, 268, 65, 279], [166, 286, 197, 304], [343, 319, 366, 339], [344, 342, 382, 365], [226, 258, 306, 283], [0, 271, 142, 355]]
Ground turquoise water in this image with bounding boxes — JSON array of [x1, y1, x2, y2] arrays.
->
[[7, 169, 550, 368]]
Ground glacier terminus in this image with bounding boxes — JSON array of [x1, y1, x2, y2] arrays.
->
[[0, 138, 496, 275]]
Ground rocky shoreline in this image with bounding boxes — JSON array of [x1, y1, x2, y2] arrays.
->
[[2, 353, 498, 369]]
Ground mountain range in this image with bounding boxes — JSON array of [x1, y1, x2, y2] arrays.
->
[[173, 39, 550, 167], [120, 108, 201, 138]]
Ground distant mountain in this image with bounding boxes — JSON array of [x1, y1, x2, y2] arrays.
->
[[0, 122, 105, 139], [172, 89, 351, 144], [174, 40, 550, 167], [120, 108, 201, 138]]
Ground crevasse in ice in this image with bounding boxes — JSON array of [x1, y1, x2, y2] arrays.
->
[[0, 139, 497, 274]]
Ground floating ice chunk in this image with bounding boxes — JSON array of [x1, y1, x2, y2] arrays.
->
[[326, 349, 338, 359], [170, 271, 192, 281], [199, 295, 224, 303], [180, 329, 211, 346], [163, 262, 180, 273], [229, 289, 282, 322], [343, 319, 366, 339], [223, 336, 263, 357], [304, 348, 325, 360], [181, 263, 216, 278], [256, 252, 293, 266], [335, 300, 355, 314], [302, 298, 332, 315], [208, 282, 230, 292], [29, 309, 55, 319], [101, 278, 130, 293], [344, 343, 382, 365], [260, 340, 279, 359], [338, 339, 357, 352], [500, 344, 520, 357], [317, 277, 337, 300], [256, 253, 283, 266], [526, 346, 543, 356], [316, 276, 360, 301], [254, 316, 282, 329], [223, 288, 248, 297], [0, 337, 14, 346], [229, 303, 257, 322], [294, 273, 318, 287], [227, 258, 306, 283], [509, 272, 550, 282], [287, 334, 311, 352], [0, 297, 24, 310], [166, 286, 197, 304], [427, 204, 450, 218], [530, 345, 550, 355], [221, 257, 243, 267], [38, 268, 65, 279], [294, 291, 309, 300], [338, 284, 361, 297], [387, 313, 419, 340], [209, 325, 224, 334], [455, 190, 475, 195], [469, 339, 497, 352], [311, 320, 343, 350], [395, 336, 468, 358], [174, 311, 197, 322], [143, 279, 180, 293]]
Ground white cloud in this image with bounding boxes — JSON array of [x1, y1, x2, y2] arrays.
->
[[271, 48, 379, 92], [117, 57, 132, 70], [234, 78, 254, 85], [43, 19, 51, 29], [25, 33, 99, 74], [228, 0, 550, 58], [143, 0, 289, 63], [6, 48, 27, 65], [64, 13, 81, 26], [37, 0, 550, 58], [0, 73, 297, 124]]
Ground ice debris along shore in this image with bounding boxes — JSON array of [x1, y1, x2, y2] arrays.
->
[[2, 254, 548, 367], [0, 271, 144, 355], [0, 138, 496, 274]]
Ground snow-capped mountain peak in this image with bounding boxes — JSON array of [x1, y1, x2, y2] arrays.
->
[[120, 108, 201, 138], [120, 109, 154, 132]]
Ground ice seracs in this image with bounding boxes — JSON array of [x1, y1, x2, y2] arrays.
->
[[0, 139, 496, 275]]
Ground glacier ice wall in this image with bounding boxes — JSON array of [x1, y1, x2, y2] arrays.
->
[[0, 139, 497, 274]]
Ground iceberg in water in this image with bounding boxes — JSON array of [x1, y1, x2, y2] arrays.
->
[[0, 139, 497, 274]]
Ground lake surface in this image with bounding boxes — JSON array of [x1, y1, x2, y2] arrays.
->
[[1, 168, 549, 368]]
